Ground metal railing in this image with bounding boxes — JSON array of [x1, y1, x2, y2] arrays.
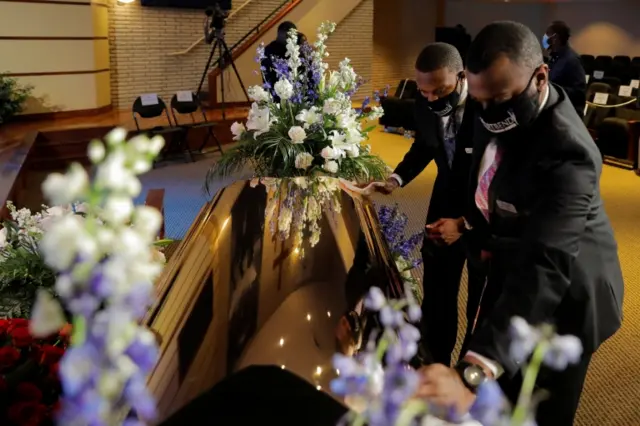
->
[[168, 0, 296, 57]]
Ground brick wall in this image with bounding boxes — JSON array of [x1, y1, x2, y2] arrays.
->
[[108, 0, 287, 108], [107, 0, 376, 108], [323, 0, 373, 101]]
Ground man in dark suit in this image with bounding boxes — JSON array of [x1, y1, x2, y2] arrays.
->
[[543, 21, 587, 116], [416, 22, 624, 426], [374, 43, 485, 367], [261, 21, 297, 95]]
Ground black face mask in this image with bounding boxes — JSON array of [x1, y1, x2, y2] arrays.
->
[[426, 77, 462, 117], [478, 69, 543, 134]]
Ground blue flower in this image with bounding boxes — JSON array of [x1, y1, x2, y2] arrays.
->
[[543, 334, 583, 371], [365, 287, 387, 311], [509, 316, 540, 364], [469, 380, 508, 425]]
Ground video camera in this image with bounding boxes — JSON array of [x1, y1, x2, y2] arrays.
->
[[205, 0, 232, 31]]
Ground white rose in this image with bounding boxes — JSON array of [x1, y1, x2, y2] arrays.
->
[[246, 103, 273, 137], [288, 126, 307, 144], [274, 79, 294, 101], [0, 227, 7, 249], [248, 85, 271, 103], [323, 160, 339, 174], [323, 98, 342, 115], [230, 121, 246, 141], [345, 144, 360, 158], [320, 146, 339, 159], [296, 107, 321, 128], [294, 152, 314, 170]]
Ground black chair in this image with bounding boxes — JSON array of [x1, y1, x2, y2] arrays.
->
[[170, 92, 224, 155], [131, 95, 187, 161], [610, 58, 631, 83], [379, 79, 419, 131], [581, 55, 595, 75], [601, 76, 621, 93], [596, 107, 640, 168], [594, 55, 613, 76]]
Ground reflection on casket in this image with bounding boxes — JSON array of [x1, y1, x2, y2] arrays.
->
[[145, 180, 403, 422]]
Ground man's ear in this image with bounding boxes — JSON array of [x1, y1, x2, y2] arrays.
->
[[535, 64, 550, 92]]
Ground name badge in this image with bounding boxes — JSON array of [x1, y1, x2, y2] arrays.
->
[[496, 200, 518, 214], [465, 147, 473, 154]]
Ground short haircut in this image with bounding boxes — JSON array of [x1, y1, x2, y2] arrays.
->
[[278, 21, 297, 36], [466, 21, 544, 74], [550, 20, 571, 44], [415, 43, 463, 74]]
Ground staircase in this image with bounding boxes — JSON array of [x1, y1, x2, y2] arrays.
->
[[192, 0, 368, 108]]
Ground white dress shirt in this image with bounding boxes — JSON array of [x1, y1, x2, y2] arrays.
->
[[391, 79, 469, 187], [466, 84, 551, 378]]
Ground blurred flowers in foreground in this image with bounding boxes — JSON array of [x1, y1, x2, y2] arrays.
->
[[332, 287, 583, 426], [29, 128, 166, 425]]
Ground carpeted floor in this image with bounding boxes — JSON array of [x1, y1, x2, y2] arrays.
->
[[140, 127, 640, 425]]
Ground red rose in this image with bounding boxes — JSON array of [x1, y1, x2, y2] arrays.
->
[[11, 326, 33, 348], [7, 401, 47, 426], [0, 346, 20, 369], [0, 319, 10, 336], [48, 363, 60, 382], [16, 382, 43, 403], [7, 319, 29, 334], [40, 345, 65, 366]]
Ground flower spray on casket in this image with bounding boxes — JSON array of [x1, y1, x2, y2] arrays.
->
[[332, 286, 584, 426], [204, 21, 390, 250], [28, 128, 167, 425]]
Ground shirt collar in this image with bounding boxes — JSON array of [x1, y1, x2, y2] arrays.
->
[[458, 78, 468, 106], [538, 84, 550, 113]]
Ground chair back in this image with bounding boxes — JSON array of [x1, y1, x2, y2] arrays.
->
[[132, 95, 173, 131], [170, 92, 205, 125]]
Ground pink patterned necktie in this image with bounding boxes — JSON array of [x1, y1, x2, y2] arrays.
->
[[475, 145, 504, 222]]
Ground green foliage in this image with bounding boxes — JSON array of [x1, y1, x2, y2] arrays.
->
[[0, 73, 33, 124]]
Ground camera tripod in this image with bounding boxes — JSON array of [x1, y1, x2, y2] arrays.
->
[[196, 28, 249, 121]]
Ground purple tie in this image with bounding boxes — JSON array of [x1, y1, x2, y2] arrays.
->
[[475, 146, 503, 222]]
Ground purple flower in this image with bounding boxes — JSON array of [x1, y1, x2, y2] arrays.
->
[[383, 365, 419, 406], [469, 380, 508, 425], [125, 374, 158, 421], [509, 316, 540, 364], [407, 304, 421, 323], [255, 43, 266, 63], [365, 287, 386, 311], [125, 330, 160, 372], [379, 305, 403, 328], [68, 292, 100, 318], [543, 334, 583, 371], [60, 344, 100, 397]]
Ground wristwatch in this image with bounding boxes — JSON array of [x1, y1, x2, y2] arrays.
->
[[454, 361, 487, 393]]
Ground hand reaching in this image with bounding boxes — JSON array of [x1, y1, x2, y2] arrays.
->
[[426, 218, 464, 245]]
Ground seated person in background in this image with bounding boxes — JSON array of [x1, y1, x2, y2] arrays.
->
[[261, 21, 297, 96], [543, 20, 587, 116], [297, 32, 308, 46]]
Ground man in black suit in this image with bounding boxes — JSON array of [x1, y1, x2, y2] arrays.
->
[[261, 21, 297, 95], [543, 21, 587, 116], [374, 43, 485, 367], [417, 22, 624, 426]]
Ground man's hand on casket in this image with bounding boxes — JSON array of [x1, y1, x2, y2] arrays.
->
[[415, 364, 476, 417]]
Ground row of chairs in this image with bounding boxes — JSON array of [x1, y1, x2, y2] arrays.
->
[[581, 55, 640, 86], [131, 92, 224, 163]]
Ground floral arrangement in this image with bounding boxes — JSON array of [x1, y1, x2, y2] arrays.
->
[[331, 287, 583, 425], [29, 128, 166, 425], [0, 318, 70, 426], [204, 21, 389, 248], [377, 204, 424, 304]]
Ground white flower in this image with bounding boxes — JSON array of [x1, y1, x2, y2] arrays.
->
[[274, 79, 294, 100], [29, 290, 66, 337], [336, 112, 357, 130], [296, 107, 321, 128], [40, 214, 97, 271], [327, 71, 341, 90], [328, 130, 347, 147], [133, 206, 163, 238], [42, 163, 89, 206], [230, 122, 246, 141], [320, 146, 340, 160], [246, 103, 273, 137], [105, 127, 127, 146], [247, 85, 271, 103], [0, 227, 6, 249], [293, 177, 308, 189], [295, 152, 314, 170], [102, 195, 134, 225], [94, 150, 137, 195], [344, 144, 360, 158], [323, 98, 342, 115], [345, 127, 365, 145], [323, 160, 339, 173], [338, 58, 358, 90], [288, 126, 307, 144], [88, 140, 106, 163], [369, 105, 384, 120]]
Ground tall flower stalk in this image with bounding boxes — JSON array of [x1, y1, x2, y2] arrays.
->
[[334, 288, 584, 426], [30, 128, 166, 425]]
